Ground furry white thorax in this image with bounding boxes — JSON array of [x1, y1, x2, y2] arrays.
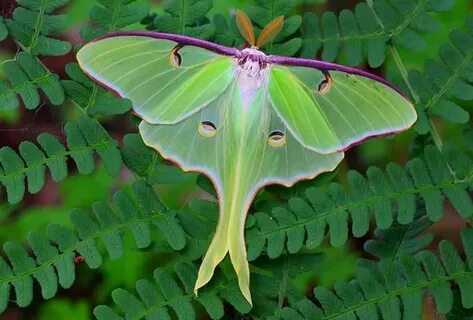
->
[[236, 48, 268, 90]]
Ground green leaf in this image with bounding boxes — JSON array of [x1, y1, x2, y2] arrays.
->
[[7, 0, 71, 56], [0, 17, 7, 41], [284, 229, 473, 319], [62, 63, 132, 116], [0, 52, 64, 110], [0, 117, 121, 204], [144, 0, 213, 39], [81, 0, 149, 41], [363, 214, 433, 261], [409, 18, 473, 128], [0, 181, 184, 311], [0, 147, 25, 204], [245, 146, 472, 260], [300, 0, 452, 67], [94, 262, 256, 320]]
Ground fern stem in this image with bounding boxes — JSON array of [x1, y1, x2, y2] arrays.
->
[[319, 0, 429, 44], [388, 45, 419, 102], [275, 253, 289, 318], [246, 176, 471, 243], [428, 119, 444, 150], [27, 0, 47, 53], [388, 44, 448, 157], [368, 2, 446, 153], [321, 270, 473, 320], [0, 213, 168, 288]]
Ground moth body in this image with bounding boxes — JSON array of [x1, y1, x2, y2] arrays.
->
[[237, 48, 268, 91]]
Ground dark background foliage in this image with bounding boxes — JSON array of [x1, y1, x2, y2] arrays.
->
[[0, 0, 472, 319]]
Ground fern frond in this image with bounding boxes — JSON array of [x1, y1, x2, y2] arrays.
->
[[94, 261, 254, 320], [62, 63, 132, 116], [80, 0, 149, 42], [210, 1, 302, 56], [0, 116, 121, 204], [121, 134, 190, 185], [363, 213, 433, 261], [409, 17, 473, 132], [0, 181, 186, 313], [212, 13, 239, 47], [5, 0, 71, 56], [300, 0, 453, 67], [245, 146, 473, 260], [281, 228, 473, 319], [446, 291, 473, 320], [143, 0, 214, 39], [357, 211, 434, 278], [0, 52, 64, 110], [0, 17, 7, 41], [247, 0, 302, 56]]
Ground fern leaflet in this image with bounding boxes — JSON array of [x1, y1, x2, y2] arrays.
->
[[0, 181, 186, 313], [6, 0, 71, 56], [245, 146, 472, 260], [300, 0, 453, 67], [0, 116, 121, 204], [0, 16, 7, 41], [80, 0, 149, 41], [0, 52, 64, 110], [281, 228, 473, 319], [94, 262, 253, 320], [62, 63, 132, 116], [142, 0, 214, 39], [408, 17, 473, 133]]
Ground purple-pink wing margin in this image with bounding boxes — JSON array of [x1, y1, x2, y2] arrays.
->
[[90, 31, 406, 96]]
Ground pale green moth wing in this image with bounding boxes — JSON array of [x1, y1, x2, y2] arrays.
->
[[139, 81, 344, 304], [77, 36, 234, 124], [268, 66, 418, 154], [76, 26, 415, 307]]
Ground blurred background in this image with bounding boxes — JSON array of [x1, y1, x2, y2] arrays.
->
[[0, 0, 472, 319]]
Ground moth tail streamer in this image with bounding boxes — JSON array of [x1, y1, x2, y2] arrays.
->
[[194, 197, 252, 306]]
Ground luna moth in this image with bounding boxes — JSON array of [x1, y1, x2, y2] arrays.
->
[[77, 10, 417, 305]]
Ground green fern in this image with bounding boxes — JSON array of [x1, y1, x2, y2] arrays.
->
[[122, 134, 472, 261], [245, 146, 472, 260], [0, 181, 186, 313], [300, 0, 453, 67], [143, 0, 214, 39], [0, 17, 7, 41], [0, 52, 64, 110], [62, 63, 132, 116], [0, 116, 121, 204], [356, 209, 434, 282], [94, 262, 252, 320], [212, 0, 303, 56], [363, 213, 433, 261], [281, 228, 473, 319], [408, 17, 473, 133], [446, 291, 473, 320], [246, 0, 302, 56], [93, 252, 323, 320], [121, 133, 191, 185], [5, 0, 72, 56], [0, 0, 71, 111], [80, 0, 149, 41]]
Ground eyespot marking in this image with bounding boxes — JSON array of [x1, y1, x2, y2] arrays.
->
[[317, 72, 332, 95], [268, 130, 286, 148], [169, 45, 182, 68], [198, 121, 217, 138]]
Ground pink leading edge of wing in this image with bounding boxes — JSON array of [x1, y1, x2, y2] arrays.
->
[[89, 31, 409, 97], [80, 31, 417, 153]]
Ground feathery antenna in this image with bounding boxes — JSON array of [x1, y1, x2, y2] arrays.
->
[[236, 10, 256, 47]]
